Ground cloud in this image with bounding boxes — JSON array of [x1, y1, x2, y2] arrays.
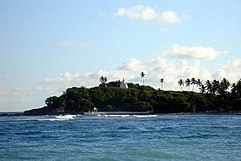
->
[[160, 11, 188, 24], [38, 58, 213, 92], [57, 40, 86, 48], [225, 59, 241, 70], [166, 44, 228, 60], [224, 59, 241, 83], [114, 5, 188, 24], [0, 83, 49, 112], [39, 72, 83, 91], [37, 44, 232, 92], [212, 69, 226, 80], [118, 58, 145, 71], [147, 58, 214, 89]]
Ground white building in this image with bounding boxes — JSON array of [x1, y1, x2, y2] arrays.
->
[[120, 78, 128, 89]]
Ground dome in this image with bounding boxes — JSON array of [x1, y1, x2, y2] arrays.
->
[[120, 78, 128, 89]]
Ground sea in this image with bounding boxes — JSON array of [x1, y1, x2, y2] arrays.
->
[[0, 114, 241, 161]]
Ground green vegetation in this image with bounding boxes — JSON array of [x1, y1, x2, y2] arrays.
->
[[24, 77, 241, 115]]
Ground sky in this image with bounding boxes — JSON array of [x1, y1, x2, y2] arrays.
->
[[1, 0, 241, 112]]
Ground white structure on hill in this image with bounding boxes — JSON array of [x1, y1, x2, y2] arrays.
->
[[120, 78, 128, 89]]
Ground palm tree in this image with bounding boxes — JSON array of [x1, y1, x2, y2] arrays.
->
[[211, 80, 220, 94], [100, 76, 107, 85], [185, 78, 191, 91], [160, 78, 164, 90], [231, 79, 241, 98], [178, 79, 184, 91], [191, 78, 196, 91], [200, 84, 206, 94], [218, 78, 230, 96], [221, 78, 230, 90], [140, 71, 146, 85], [196, 79, 202, 89], [205, 80, 212, 94], [231, 83, 237, 98]]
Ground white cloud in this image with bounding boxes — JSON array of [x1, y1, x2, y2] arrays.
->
[[57, 40, 86, 48], [225, 59, 241, 70], [212, 69, 226, 80], [199, 69, 213, 81], [0, 83, 50, 112], [114, 5, 187, 24], [212, 69, 227, 80], [38, 56, 209, 91], [224, 59, 241, 83], [118, 58, 145, 71], [36, 44, 231, 92], [159, 11, 186, 24], [115, 6, 157, 21], [167, 44, 228, 60], [39, 72, 83, 92], [116, 8, 127, 16], [147, 58, 213, 90], [59, 72, 80, 81]]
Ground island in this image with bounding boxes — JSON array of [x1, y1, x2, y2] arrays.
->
[[24, 77, 241, 116]]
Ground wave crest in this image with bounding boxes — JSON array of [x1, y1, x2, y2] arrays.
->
[[38, 114, 77, 121]]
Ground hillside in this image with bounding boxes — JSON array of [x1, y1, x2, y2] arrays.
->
[[24, 79, 241, 115]]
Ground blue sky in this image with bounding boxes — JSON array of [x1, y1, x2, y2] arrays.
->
[[1, 0, 241, 112]]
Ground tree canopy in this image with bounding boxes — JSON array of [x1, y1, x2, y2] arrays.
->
[[24, 78, 241, 115]]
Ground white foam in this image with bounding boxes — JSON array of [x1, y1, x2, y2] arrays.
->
[[38, 114, 77, 121], [134, 115, 157, 118], [98, 114, 157, 118], [56, 114, 76, 119], [104, 115, 130, 117]]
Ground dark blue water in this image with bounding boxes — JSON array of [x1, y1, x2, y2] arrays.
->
[[0, 114, 241, 161]]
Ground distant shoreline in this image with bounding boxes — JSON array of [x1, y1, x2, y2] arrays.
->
[[1, 111, 240, 117], [0, 112, 24, 117]]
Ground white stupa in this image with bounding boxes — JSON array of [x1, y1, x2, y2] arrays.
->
[[120, 78, 128, 89]]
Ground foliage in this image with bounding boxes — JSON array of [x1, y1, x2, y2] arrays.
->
[[37, 78, 241, 115]]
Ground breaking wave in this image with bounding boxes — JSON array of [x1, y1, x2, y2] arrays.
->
[[104, 115, 130, 117], [97, 114, 158, 118], [133, 115, 157, 118], [38, 114, 77, 121]]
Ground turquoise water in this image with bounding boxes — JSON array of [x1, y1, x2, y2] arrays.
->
[[0, 114, 241, 161]]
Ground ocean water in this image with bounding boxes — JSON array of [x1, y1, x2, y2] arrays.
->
[[0, 114, 241, 161]]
